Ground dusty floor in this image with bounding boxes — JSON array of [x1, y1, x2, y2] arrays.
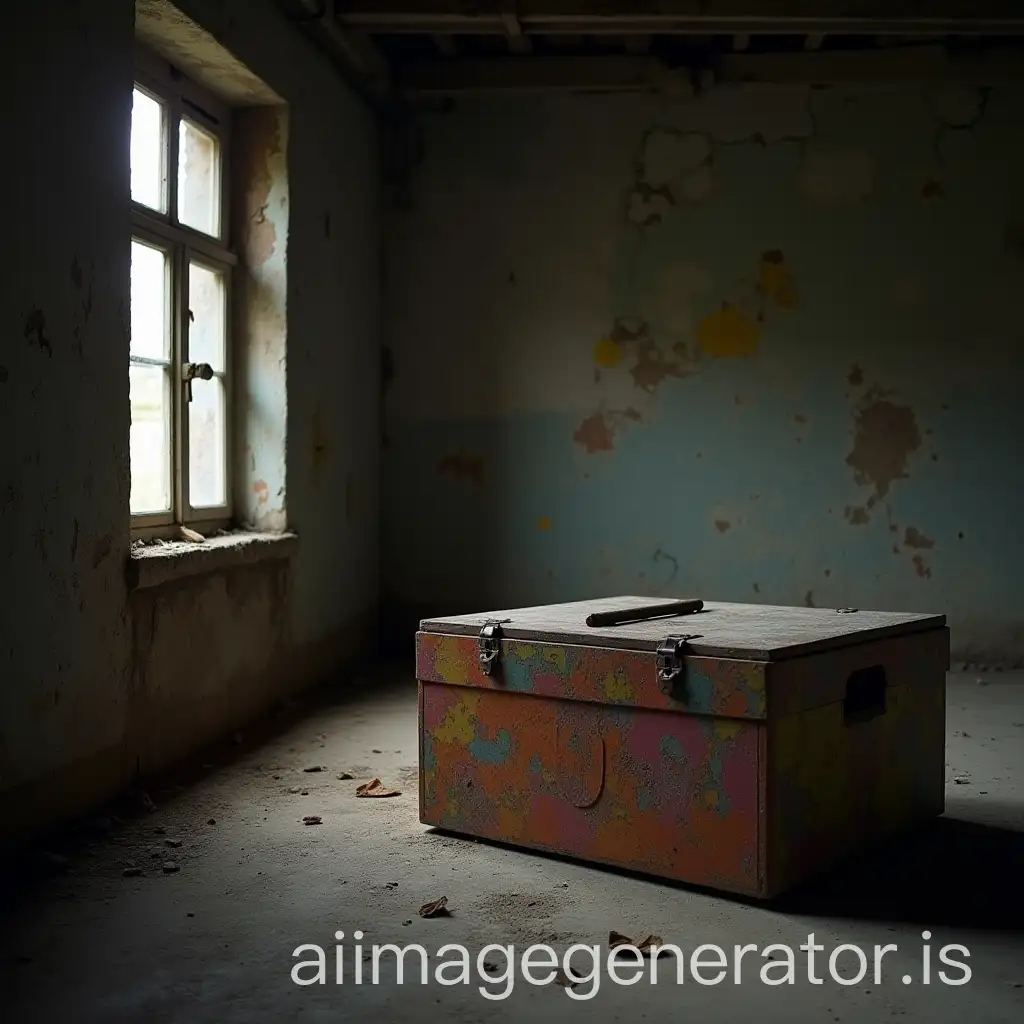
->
[[1, 666, 1022, 1023]]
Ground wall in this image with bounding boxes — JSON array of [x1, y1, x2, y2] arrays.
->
[[0, 0, 380, 846], [383, 79, 1024, 662]]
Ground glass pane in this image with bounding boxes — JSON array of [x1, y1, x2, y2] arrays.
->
[[188, 262, 226, 371], [178, 118, 220, 236], [131, 87, 165, 211], [189, 376, 226, 508], [130, 240, 168, 360], [129, 365, 171, 515]]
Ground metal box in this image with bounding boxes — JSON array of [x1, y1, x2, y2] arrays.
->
[[416, 597, 948, 898]]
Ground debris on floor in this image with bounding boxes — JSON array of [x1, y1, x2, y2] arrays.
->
[[336, 771, 354, 780], [179, 526, 205, 543], [122, 866, 142, 878], [164, 839, 182, 848], [161, 861, 179, 874], [303, 766, 325, 773], [553, 969, 579, 989], [355, 778, 401, 798], [302, 816, 322, 826], [608, 930, 665, 955], [418, 896, 450, 918]]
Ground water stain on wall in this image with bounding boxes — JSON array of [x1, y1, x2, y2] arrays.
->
[[846, 387, 922, 502], [573, 408, 642, 454], [903, 527, 935, 550], [758, 250, 799, 310]]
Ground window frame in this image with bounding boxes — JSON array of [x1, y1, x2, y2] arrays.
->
[[131, 48, 237, 538]]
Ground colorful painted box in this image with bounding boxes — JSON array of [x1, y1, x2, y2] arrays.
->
[[416, 597, 948, 898]]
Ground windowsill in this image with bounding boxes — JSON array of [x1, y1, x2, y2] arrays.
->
[[127, 529, 298, 591]]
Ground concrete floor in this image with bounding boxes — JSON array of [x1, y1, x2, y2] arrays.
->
[[2, 667, 1022, 1023]]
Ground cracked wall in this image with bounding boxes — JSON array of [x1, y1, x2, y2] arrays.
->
[[1, 0, 380, 846], [383, 82, 1024, 662]]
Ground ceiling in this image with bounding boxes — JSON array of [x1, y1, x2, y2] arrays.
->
[[275, 2, 1024, 102]]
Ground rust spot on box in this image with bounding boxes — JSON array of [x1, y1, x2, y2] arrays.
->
[[844, 505, 869, 526]]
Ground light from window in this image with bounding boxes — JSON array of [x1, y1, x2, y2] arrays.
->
[[131, 88, 165, 212], [179, 118, 221, 237], [188, 261, 228, 508], [129, 240, 171, 515]]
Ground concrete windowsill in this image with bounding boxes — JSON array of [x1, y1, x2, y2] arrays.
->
[[128, 530, 299, 591]]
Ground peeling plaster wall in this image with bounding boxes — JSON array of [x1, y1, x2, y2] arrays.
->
[[1, 0, 379, 846], [384, 84, 1024, 662]]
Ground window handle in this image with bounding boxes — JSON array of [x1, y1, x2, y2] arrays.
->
[[182, 361, 213, 402]]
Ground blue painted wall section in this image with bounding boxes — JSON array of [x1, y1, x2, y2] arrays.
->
[[384, 84, 1024, 661]]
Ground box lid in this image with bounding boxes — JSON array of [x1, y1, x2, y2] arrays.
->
[[419, 596, 945, 662]]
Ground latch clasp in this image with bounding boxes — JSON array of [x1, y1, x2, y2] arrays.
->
[[477, 618, 511, 675], [655, 633, 702, 696]]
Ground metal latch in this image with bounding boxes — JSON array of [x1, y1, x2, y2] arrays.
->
[[477, 618, 510, 675], [655, 633, 702, 696]]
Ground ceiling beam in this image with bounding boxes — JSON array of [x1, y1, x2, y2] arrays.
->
[[397, 44, 1024, 97], [502, 7, 532, 53], [336, 2, 1024, 36]]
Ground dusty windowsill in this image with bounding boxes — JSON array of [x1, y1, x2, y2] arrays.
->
[[127, 530, 299, 591]]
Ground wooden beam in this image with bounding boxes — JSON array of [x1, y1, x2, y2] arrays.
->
[[502, 8, 532, 54], [397, 44, 1024, 97], [338, 2, 1024, 36]]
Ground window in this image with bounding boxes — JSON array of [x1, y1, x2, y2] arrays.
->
[[129, 60, 235, 534]]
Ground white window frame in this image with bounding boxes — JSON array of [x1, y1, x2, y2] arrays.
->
[[131, 46, 237, 538]]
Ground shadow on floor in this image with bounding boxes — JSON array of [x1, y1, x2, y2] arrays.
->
[[427, 812, 1024, 933], [777, 813, 1024, 931]]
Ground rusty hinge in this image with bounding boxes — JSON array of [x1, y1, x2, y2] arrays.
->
[[477, 618, 511, 675], [655, 633, 702, 697]]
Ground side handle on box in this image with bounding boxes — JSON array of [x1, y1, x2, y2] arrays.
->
[[843, 665, 888, 725]]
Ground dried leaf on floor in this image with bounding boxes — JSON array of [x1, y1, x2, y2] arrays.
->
[[355, 779, 401, 798], [180, 526, 205, 543], [418, 896, 450, 918], [336, 772, 354, 780], [553, 970, 579, 989], [609, 931, 665, 956], [302, 816, 322, 826]]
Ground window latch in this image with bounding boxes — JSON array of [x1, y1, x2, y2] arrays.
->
[[182, 361, 213, 402]]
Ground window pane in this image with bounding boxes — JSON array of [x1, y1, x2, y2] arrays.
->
[[130, 365, 171, 515], [178, 118, 220, 236], [130, 240, 169, 360], [189, 376, 226, 508], [131, 87, 165, 211], [188, 262, 226, 371]]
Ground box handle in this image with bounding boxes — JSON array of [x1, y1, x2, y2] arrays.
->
[[586, 599, 703, 628], [843, 666, 888, 725]]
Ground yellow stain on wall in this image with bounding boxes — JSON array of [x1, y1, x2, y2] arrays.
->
[[537, 517, 553, 531], [513, 643, 536, 660], [704, 789, 720, 810], [603, 670, 635, 702], [594, 337, 624, 368], [434, 694, 479, 746], [759, 250, 799, 309], [696, 303, 761, 357]]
